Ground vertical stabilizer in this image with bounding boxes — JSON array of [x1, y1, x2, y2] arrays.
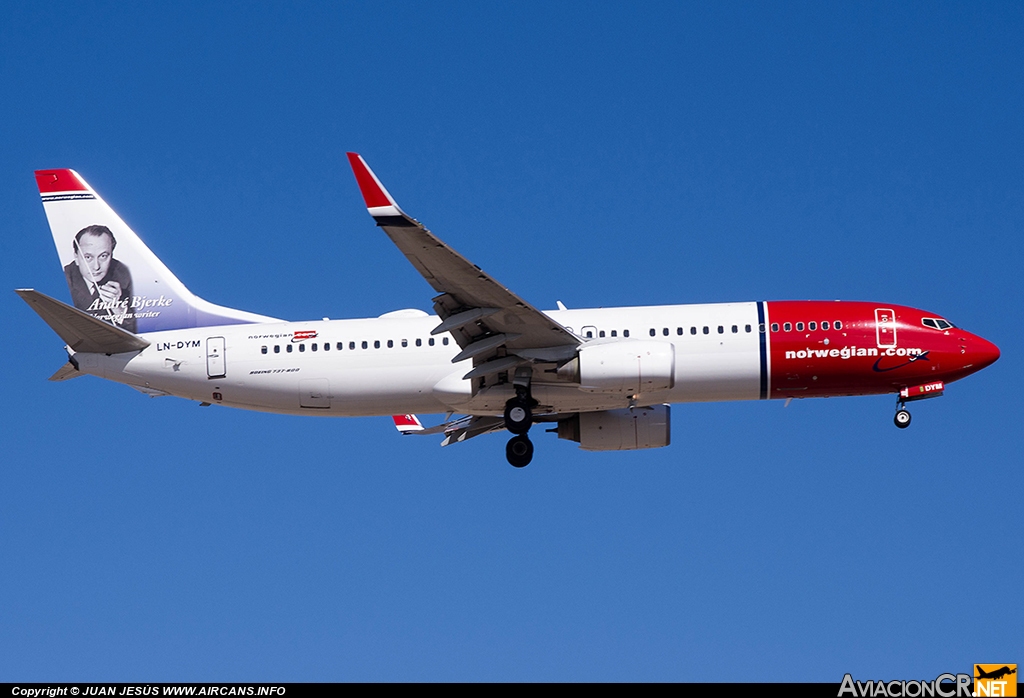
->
[[36, 169, 278, 333]]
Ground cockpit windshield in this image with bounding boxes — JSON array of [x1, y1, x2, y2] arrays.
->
[[922, 318, 955, 330]]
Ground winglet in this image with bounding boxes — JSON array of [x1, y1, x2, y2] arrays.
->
[[392, 414, 424, 434], [346, 152, 405, 218]]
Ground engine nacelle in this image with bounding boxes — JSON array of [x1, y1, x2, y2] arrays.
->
[[558, 340, 675, 394], [557, 405, 671, 451]]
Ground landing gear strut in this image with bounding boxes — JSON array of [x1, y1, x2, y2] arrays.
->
[[505, 379, 535, 467]]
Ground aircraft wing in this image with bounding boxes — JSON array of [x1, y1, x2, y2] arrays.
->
[[347, 154, 580, 381]]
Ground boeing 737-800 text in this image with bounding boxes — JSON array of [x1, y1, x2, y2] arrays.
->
[[17, 155, 1000, 466]]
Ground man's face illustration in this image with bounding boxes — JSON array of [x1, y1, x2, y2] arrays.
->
[[75, 233, 114, 282]]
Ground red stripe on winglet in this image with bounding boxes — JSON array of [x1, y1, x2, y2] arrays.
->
[[392, 414, 418, 427], [35, 169, 87, 193], [346, 153, 392, 209]]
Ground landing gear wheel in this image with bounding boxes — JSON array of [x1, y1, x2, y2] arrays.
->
[[504, 398, 532, 435], [506, 434, 534, 468], [894, 409, 911, 429]]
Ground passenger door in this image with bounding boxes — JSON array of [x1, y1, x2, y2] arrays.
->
[[206, 337, 226, 378]]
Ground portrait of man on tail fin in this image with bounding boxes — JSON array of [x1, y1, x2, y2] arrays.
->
[[63, 224, 136, 333]]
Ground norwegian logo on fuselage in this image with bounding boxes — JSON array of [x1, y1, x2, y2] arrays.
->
[[783, 345, 925, 361], [292, 330, 318, 343]]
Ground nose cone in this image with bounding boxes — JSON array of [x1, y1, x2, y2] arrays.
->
[[971, 336, 1000, 370]]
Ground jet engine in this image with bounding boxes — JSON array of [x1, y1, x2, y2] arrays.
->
[[557, 405, 671, 451]]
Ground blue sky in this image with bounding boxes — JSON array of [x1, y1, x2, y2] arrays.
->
[[1, 1, 1020, 681]]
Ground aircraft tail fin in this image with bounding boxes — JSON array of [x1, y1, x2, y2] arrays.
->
[[16, 288, 150, 354], [34, 169, 278, 333]]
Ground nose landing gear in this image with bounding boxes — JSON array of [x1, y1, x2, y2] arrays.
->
[[893, 395, 912, 429], [894, 408, 912, 429]]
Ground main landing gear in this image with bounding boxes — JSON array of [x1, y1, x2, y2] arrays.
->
[[504, 384, 536, 467], [506, 434, 534, 468]]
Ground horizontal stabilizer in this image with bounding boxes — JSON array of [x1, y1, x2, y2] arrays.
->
[[16, 288, 150, 354], [48, 361, 83, 382]]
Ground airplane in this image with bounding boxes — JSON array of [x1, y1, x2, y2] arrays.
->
[[17, 155, 1000, 467], [975, 666, 1016, 681]]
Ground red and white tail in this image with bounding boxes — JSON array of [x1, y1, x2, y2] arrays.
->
[[35, 169, 276, 334]]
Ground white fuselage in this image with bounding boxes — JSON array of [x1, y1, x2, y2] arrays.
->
[[72, 302, 768, 417]]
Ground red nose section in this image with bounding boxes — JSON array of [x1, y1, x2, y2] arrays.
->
[[972, 337, 1000, 370]]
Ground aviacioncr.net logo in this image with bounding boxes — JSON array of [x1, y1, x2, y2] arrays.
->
[[838, 673, 972, 697]]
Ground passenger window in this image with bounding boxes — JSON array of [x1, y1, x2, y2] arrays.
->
[[274, 345, 280, 353], [401, 339, 408, 347], [349, 341, 356, 350], [374, 340, 380, 349], [821, 321, 829, 331], [731, 325, 738, 333], [599, 330, 605, 338], [677, 327, 683, 335], [796, 322, 804, 331], [443, 337, 449, 345], [745, 324, 752, 333], [337, 342, 343, 350], [586, 330, 594, 338], [311, 343, 317, 352], [287, 344, 293, 353], [690, 327, 697, 335], [663, 328, 669, 336], [759, 323, 765, 333], [718, 326, 724, 334], [834, 321, 843, 330], [299, 344, 305, 352], [611, 330, 617, 337], [416, 338, 422, 347], [261, 346, 267, 354], [323, 343, 329, 351], [771, 323, 779, 332], [649, 328, 656, 337], [784, 323, 792, 332], [361, 341, 368, 349], [703, 326, 709, 335], [387, 339, 394, 348], [429, 338, 435, 346], [809, 322, 816, 331], [623, 330, 630, 337]]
